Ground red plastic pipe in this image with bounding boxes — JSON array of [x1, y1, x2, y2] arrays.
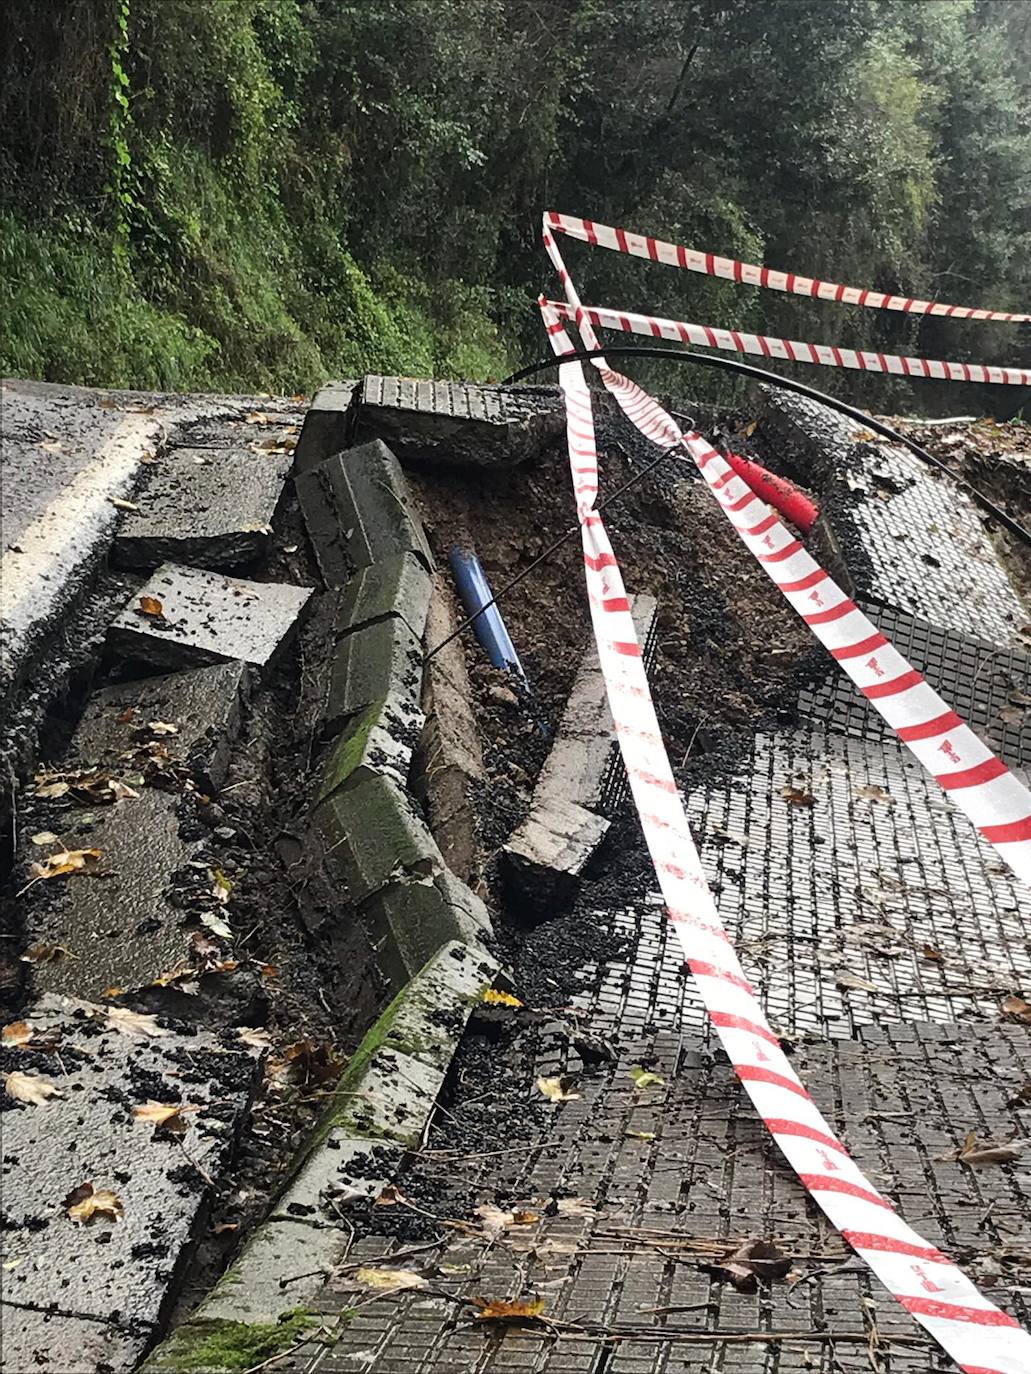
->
[[724, 451, 819, 533]]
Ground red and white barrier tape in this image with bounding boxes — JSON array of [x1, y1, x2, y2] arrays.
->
[[541, 228, 1031, 1371], [543, 297, 1031, 388], [546, 210, 1031, 324]]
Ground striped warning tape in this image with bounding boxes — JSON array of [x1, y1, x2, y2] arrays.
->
[[540, 230, 1031, 1371], [543, 297, 1031, 387], [545, 210, 1031, 323]]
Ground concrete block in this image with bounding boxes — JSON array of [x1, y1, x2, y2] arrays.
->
[[295, 440, 433, 586], [314, 772, 442, 903], [0, 1306, 143, 1374], [292, 380, 357, 474], [325, 615, 423, 732], [69, 660, 250, 793], [0, 994, 256, 1369], [501, 797, 610, 914], [318, 698, 415, 797], [107, 563, 312, 673], [364, 866, 494, 987], [354, 375, 563, 466], [23, 787, 203, 1004], [335, 551, 433, 638], [113, 447, 291, 570]]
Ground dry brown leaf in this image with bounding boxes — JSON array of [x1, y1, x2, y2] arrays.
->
[[4, 1071, 62, 1105], [245, 411, 276, 425], [1, 1021, 61, 1052], [268, 1039, 344, 1088], [34, 776, 70, 799], [554, 1197, 597, 1217], [922, 945, 944, 962], [64, 1183, 124, 1225], [137, 595, 164, 617], [512, 1210, 540, 1225], [482, 989, 523, 1008], [2, 1022, 33, 1047], [471, 1296, 546, 1322], [106, 1007, 169, 1039], [536, 1076, 580, 1103], [1001, 994, 1031, 1024], [780, 785, 815, 808], [941, 1131, 1024, 1166], [21, 943, 76, 964], [147, 721, 178, 736], [714, 1238, 792, 1292], [374, 1184, 407, 1207], [474, 1203, 515, 1238], [236, 1027, 271, 1051], [107, 779, 139, 801], [855, 784, 895, 806], [133, 1101, 197, 1135], [626, 1130, 656, 1142], [30, 831, 59, 846], [116, 707, 137, 724], [836, 972, 880, 994], [200, 911, 233, 940]]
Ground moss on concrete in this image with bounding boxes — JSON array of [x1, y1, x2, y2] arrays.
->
[[147, 1308, 331, 1371], [318, 699, 384, 800]]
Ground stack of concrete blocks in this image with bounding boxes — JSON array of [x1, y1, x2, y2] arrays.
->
[[295, 415, 494, 989]]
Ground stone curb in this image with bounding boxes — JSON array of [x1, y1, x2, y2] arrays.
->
[[292, 380, 358, 475], [141, 940, 498, 1372]]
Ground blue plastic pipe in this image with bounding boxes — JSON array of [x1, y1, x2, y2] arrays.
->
[[448, 545, 525, 679]]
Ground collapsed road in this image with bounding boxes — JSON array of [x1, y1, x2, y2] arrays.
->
[[1, 374, 1030, 1374]]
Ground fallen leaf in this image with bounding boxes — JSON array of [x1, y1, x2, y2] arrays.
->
[[553, 1197, 597, 1217], [2, 1022, 33, 1046], [482, 989, 523, 1008], [471, 1296, 546, 1322], [4, 1071, 63, 1105], [200, 911, 233, 940], [245, 411, 276, 425], [133, 1101, 197, 1135], [536, 1075, 580, 1103], [835, 972, 880, 994], [33, 780, 70, 799], [21, 943, 76, 964], [852, 430, 876, 443], [108, 497, 140, 512], [941, 1131, 1024, 1166], [211, 869, 233, 903], [1007, 1081, 1031, 1107], [116, 707, 137, 724], [512, 1210, 540, 1225], [268, 1039, 344, 1088], [711, 827, 749, 848], [30, 831, 59, 846], [64, 1183, 124, 1224], [102, 987, 124, 999], [922, 945, 943, 962], [1002, 994, 1031, 1024], [715, 1238, 792, 1292], [138, 595, 164, 617], [257, 963, 278, 978], [236, 1027, 271, 1051], [353, 1267, 427, 1291], [855, 784, 894, 806], [739, 419, 758, 437], [629, 1066, 665, 1090], [1, 1021, 61, 1052], [475, 1203, 515, 1238], [106, 1007, 169, 1039], [28, 847, 102, 883], [626, 1130, 656, 1142], [374, 1184, 407, 1207], [40, 439, 64, 453], [780, 785, 815, 808], [147, 721, 178, 736], [107, 778, 139, 801], [213, 1222, 239, 1235]]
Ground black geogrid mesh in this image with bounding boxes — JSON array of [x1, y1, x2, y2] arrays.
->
[[797, 599, 1031, 771], [598, 607, 662, 815]]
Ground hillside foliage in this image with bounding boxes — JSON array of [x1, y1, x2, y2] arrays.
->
[[1, 0, 1028, 410]]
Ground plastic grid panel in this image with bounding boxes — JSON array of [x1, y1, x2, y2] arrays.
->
[[580, 724, 1031, 1040], [361, 375, 560, 425], [797, 599, 1031, 771]]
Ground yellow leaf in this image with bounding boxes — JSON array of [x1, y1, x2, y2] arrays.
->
[[482, 989, 523, 1007], [21, 943, 76, 964], [536, 1075, 580, 1103], [472, 1296, 546, 1321], [4, 1071, 62, 1105], [354, 1267, 427, 1291], [64, 1183, 124, 1225], [28, 848, 102, 882], [138, 595, 164, 617], [133, 1101, 196, 1134], [629, 1067, 665, 1090], [106, 1007, 169, 1039], [626, 1130, 656, 1142], [512, 1210, 540, 1225]]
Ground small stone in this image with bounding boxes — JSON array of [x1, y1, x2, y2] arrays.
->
[[488, 685, 519, 707]]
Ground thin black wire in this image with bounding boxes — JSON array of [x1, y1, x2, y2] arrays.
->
[[503, 345, 1031, 548], [424, 443, 683, 662]]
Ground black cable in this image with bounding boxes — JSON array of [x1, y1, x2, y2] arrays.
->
[[502, 345, 1031, 548], [424, 443, 682, 662]]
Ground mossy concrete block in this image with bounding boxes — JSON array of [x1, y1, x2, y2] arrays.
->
[[142, 1304, 328, 1373], [364, 868, 494, 988], [318, 698, 417, 797], [315, 772, 442, 902], [330, 939, 498, 1143], [325, 614, 423, 732], [335, 551, 433, 639], [295, 439, 433, 586], [292, 380, 357, 475]]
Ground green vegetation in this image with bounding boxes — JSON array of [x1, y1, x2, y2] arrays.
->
[[2, 0, 1028, 408], [147, 1309, 334, 1372]]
